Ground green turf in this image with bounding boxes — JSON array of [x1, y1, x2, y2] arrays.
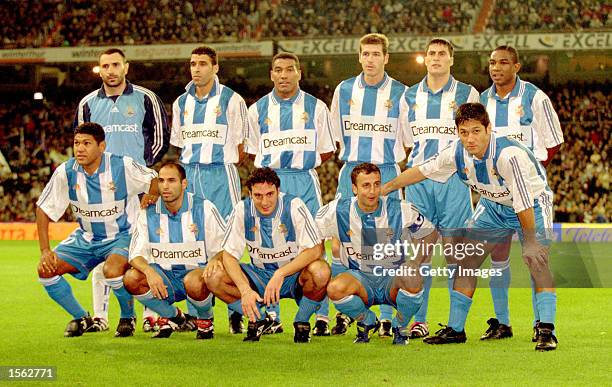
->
[[1, 240, 611, 386]]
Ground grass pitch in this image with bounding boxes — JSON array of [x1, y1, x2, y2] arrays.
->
[[1, 240, 610, 386]]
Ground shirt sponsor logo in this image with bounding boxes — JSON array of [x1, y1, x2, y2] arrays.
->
[[247, 244, 296, 261], [260, 130, 316, 154], [411, 125, 456, 136], [151, 247, 203, 259], [69, 200, 125, 220], [341, 115, 397, 138], [180, 123, 227, 145], [104, 124, 139, 133], [469, 184, 511, 199]]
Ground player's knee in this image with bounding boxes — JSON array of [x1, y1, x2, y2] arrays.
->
[[306, 260, 331, 289], [204, 268, 227, 292], [37, 264, 56, 278], [123, 268, 147, 295], [184, 269, 207, 299], [102, 255, 129, 279], [326, 277, 349, 301]]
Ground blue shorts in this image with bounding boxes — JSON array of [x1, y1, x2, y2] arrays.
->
[[150, 263, 194, 303], [184, 163, 241, 219], [466, 192, 554, 246], [405, 173, 472, 234], [241, 263, 303, 304], [54, 231, 131, 280], [275, 169, 322, 216], [331, 262, 347, 277], [345, 269, 396, 308], [336, 162, 401, 200]]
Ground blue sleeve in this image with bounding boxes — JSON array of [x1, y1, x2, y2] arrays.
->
[[73, 101, 91, 130], [142, 93, 170, 166]]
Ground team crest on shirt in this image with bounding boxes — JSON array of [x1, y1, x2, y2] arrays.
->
[[516, 105, 524, 117], [412, 104, 418, 111], [278, 223, 287, 235], [107, 182, 116, 192], [251, 225, 259, 233], [215, 105, 222, 117], [125, 105, 135, 117], [73, 184, 80, 191], [464, 167, 469, 175], [264, 117, 272, 126], [301, 111, 309, 122], [183, 110, 189, 117], [491, 168, 499, 178], [348, 99, 354, 106], [449, 101, 458, 111], [346, 230, 352, 237], [189, 224, 199, 234], [156, 227, 163, 235], [384, 99, 393, 110]]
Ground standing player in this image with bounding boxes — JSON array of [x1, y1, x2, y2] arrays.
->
[[74, 48, 170, 333], [317, 163, 436, 344], [36, 122, 158, 337], [383, 103, 558, 351], [124, 162, 226, 339], [328, 33, 408, 336], [400, 38, 480, 339], [245, 52, 335, 334], [171, 46, 249, 333], [480, 45, 563, 340], [206, 168, 330, 343]]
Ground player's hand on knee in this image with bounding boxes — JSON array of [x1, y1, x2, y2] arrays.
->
[[146, 271, 168, 299], [264, 272, 283, 307], [241, 289, 263, 322], [202, 258, 224, 279], [522, 242, 548, 270], [39, 249, 57, 275]]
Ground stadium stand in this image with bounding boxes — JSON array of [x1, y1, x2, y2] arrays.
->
[[0, 83, 609, 223]]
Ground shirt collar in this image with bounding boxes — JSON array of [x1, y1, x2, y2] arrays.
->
[[75, 152, 108, 175], [97, 80, 134, 98], [271, 88, 302, 105], [420, 75, 454, 94], [475, 134, 496, 162], [357, 72, 389, 89], [159, 191, 191, 216], [491, 75, 522, 101], [354, 197, 383, 218]]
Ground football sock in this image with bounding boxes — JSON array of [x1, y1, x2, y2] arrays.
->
[[187, 293, 213, 320], [414, 263, 432, 323], [334, 295, 376, 326], [295, 295, 321, 323], [40, 275, 87, 319], [535, 291, 556, 325], [134, 290, 177, 318], [316, 295, 330, 322], [490, 258, 511, 326], [395, 288, 424, 328], [448, 290, 473, 332], [106, 276, 135, 319], [92, 264, 110, 320]]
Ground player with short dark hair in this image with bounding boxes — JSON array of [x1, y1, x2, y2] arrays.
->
[[383, 103, 559, 351], [124, 161, 226, 339], [74, 47, 171, 333], [206, 168, 330, 343], [36, 122, 158, 337]]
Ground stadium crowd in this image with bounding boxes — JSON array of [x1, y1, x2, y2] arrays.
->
[[0, 82, 609, 223], [3, 0, 609, 49]]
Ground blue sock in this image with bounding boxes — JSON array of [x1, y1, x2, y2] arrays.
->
[[448, 290, 473, 332], [316, 295, 330, 321], [187, 294, 213, 320], [295, 296, 321, 323], [535, 291, 556, 325], [266, 302, 281, 322], [106, 276, 135, 319], [379, 304, 394, 321], [489, 259, 511, 326], [531, 277, 540, 325], [134, 290, 177, 318], [447, 263, 458, 294], [40, 276, 87, 319], [414, 263, 432, 323], [186, 299, 198, 317], [395, 289, 424, 328], [334, 295, 376, 326]]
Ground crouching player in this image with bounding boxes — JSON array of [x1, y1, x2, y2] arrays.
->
[[383, 103, 558, 351], [36, 122, 158, 337], [124, 161, 226, 339], [206, 168, 330, 343], [317, 163, 437, 344]]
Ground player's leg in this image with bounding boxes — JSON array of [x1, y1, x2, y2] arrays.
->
[[90, 263, 110, 331], [313, 244, 332, 336], [290, 259, 331, 343], [184, 268, 215, 340], [328, 271, 379, 343], [482, 237, 514, 340], [101, 234, 137, 337], [38, 235, 102, 337]]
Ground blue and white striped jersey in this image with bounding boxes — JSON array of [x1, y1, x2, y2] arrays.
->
[[36, 152, 156, 242], [316, 196, 433, 273], [419, 135, 550, 213], [246, 89, 335, 170], [222, 192, 322, 270], [481, 76, 563, 162], [74, 81, 170, 167], [129, 192, 226, 270], [171, 77, 249, 165], [331, 73, 407, 165], [402, 76, 480, 167]]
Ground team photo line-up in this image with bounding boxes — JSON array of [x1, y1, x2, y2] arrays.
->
[[36, 33, 563, 352]]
